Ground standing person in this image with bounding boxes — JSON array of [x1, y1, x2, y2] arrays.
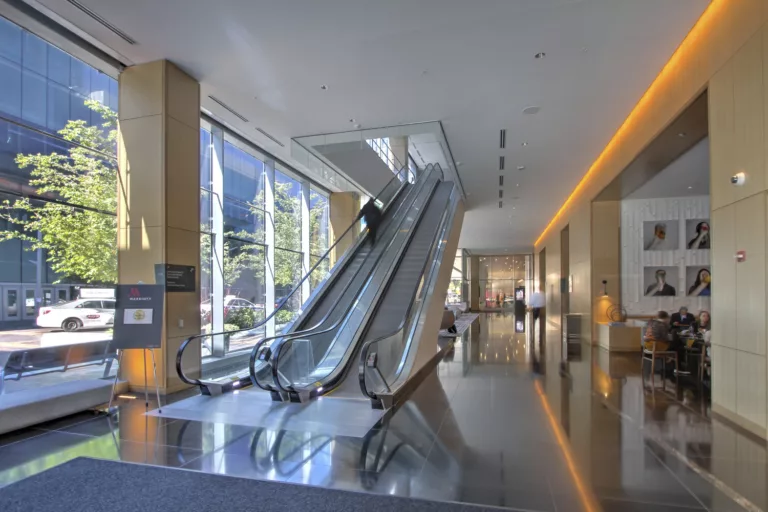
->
[[528, 288, 546, 322], [357, 199, 382, 246]]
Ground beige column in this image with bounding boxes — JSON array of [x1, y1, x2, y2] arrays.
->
[[329, 191, 360, 265], [469, 256, 480, 311], [389, 136, 408, 171], [117, 60, 201, 395]]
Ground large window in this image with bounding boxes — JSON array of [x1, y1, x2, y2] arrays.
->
[[309, 188, 329, 291], [0, 16, 118, 394], [478, 255, 531, 310]]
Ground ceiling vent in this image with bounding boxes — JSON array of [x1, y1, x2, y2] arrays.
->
[[208, 96, 249, 123], [499, 175, 504, 186], [498, 201, 503, 209], [256, 127, 285, 147], [499, 156, 505, 171], [498, 190, 503, 199], [66, 0, 136, 44], [499, 129, 506, 149]]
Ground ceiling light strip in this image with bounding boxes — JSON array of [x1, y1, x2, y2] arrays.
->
[[65, 0, 136, 44], [499, 175, 504, 186], [499, 156, 505, 171], [534, 0, 724, 247], [498, 201, 503, 209], [209, 96, 249, 123], [499, 190, 503, 199], [500, 129, 506, 149]]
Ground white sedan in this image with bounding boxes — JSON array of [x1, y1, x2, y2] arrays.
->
[[36, 299, 116, 332]]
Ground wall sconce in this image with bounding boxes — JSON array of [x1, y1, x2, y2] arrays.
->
[[601, 280, 608, 296]]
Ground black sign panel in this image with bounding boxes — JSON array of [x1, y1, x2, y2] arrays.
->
[[164, 264, 196, 292], [112, 284, 165, 349]]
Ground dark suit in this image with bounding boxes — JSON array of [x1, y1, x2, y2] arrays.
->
[[670, 312, 695, 329]]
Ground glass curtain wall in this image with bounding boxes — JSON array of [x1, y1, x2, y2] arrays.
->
[[199, 118, 330, 359], [478, 255, 532, 311], [0, 15, 118, 393]]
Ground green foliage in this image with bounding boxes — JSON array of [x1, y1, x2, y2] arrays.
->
[[0, 100, 117, 284], [200, 228, 264, 292], [223, 323, 241, 333], [275, 308, 295, 325], [226, 306, 257, 330]]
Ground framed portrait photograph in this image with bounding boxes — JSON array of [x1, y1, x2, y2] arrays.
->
[[685, 219, 711, 250], [643, 220, 679, 251], [686, 266, 711, 297], [643, 266, 679, 297]]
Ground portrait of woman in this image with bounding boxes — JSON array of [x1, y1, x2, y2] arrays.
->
[[687, 221, 710, 249], [688, 268, 711, 296]]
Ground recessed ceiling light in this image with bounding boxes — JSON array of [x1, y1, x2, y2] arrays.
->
[[523, 106, 540, 115], [320, 84, 328, 90], [456, 161, 463, 166], [516, 183, 520, 187], [678, 132, 686, 138], [535, 52, 546, 59], [517, 165, 526, 171], [688, 186, 693, 190], [521, 142, 528, 147]]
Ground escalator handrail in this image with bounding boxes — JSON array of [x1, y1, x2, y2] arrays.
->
[[176, 165, 415, 387], [271, 166, 444, 395], [358, 185, 458, 400], [247, 168, 431, 391]]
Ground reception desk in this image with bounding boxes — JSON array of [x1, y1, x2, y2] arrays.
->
[[597, 322, 642, 352]]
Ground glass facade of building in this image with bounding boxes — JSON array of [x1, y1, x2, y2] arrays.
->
[[478, 255, 532, 311], [0, 15, 331, 380], [0, 15, 118, 326]]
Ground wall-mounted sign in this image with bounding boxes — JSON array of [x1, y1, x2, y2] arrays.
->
[[112, 284, 164, 349], [155, 264, 196, 292]]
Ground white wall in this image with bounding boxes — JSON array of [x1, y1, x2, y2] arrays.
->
[[621, 196, 710, 316]]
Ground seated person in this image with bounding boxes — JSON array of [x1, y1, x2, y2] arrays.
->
[[694, 310, 711, 334], [644, 310, 689, 375], [670, 306, 696, 331], [643, 311, 673, 351]]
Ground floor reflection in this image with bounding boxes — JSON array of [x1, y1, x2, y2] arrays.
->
[[0, 313, 762, 511]]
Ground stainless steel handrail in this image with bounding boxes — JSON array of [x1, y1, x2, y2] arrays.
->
[[176, 165, 415, 388]]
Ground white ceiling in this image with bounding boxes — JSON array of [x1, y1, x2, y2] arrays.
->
[[25, 0, 709, 251], [626, 137, 710, 200]]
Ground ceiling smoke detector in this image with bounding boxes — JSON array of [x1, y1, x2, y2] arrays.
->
[[535, 52, 546, 59], [320, 84, 328, 90], [521, 142, 529, 147], [522, 106, 540, 115]]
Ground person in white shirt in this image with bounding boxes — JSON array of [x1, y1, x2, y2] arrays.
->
[[528, 289, 546, 321]]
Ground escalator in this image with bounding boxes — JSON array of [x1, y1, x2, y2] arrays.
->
[[258, 164, 463, 405], [250, 165, 444, 398], [177, 165, 420, 395]]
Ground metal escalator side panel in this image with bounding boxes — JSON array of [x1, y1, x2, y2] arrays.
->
[[377, 188, 464, 405]]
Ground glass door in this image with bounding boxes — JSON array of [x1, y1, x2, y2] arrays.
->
[[2, 287, 21, 322], [22, 287, 37, 320], [54, 287, 69, 305]]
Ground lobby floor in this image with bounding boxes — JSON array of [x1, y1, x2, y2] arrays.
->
[[0, 313, 762, 511]]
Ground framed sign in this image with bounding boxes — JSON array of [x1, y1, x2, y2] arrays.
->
[[112, 284, 164, 349]]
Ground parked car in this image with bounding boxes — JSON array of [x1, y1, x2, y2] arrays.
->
[[36, 299, 116, 332], [200, 296, 263, 324]]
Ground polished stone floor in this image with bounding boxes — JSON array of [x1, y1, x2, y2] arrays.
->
[[0, 312, 763, 511]]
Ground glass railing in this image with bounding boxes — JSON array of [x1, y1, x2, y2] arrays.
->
[[254, 164, 442, 397], [176, 165, 415, 391]]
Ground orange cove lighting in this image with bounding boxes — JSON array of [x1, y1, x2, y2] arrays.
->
[[535, 0, 726, 248]]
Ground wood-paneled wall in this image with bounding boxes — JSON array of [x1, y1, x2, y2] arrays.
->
[[534, 1, 768, 436]]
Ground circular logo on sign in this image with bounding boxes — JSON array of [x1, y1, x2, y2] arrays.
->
[[133, 310, 146, 321]]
